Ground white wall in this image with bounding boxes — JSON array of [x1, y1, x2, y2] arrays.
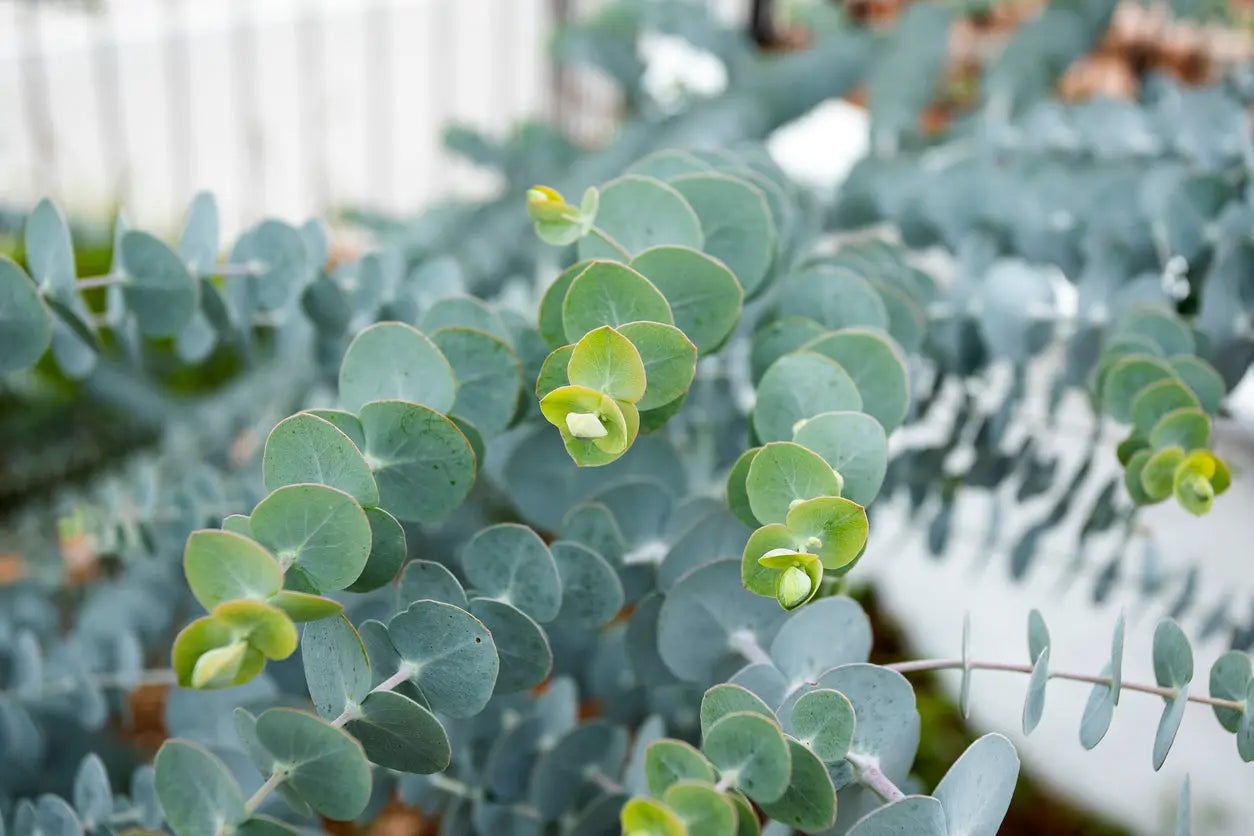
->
[[0, 0, 553, 238]]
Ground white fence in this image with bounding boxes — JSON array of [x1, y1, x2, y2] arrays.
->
[[0, 0, 600, 238]]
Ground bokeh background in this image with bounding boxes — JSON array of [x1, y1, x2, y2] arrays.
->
[[4, 1, 1254, 833]]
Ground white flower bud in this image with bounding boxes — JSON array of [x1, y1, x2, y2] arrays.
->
[[565, 411, 608, 439]]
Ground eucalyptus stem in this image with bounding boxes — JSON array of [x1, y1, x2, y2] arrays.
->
[[728, 629, 773, 666], [76, 264, 261, 288], [844, 751, 905, 803], [886, 658, 1244, 711], [75, 274, 127, 289], [244, 664, 414, 816], [588, 225, 632, 260]]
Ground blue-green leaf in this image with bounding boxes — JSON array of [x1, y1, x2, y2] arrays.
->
[[468, 598, 552, 693], [154, 740, 246, 836], [933, 733, 1019, 836], [254, 708, 372, 820], [339, 322, 456, 414], [388, 600, 498, 717], [345, 690, 451, 774], [263, 413, 379, 507], [302, 614, 371, 720], [461, 524, 561, 622]]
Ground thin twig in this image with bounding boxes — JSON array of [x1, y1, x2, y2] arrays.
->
[[589, 225, 632, 260], [886, 658, 1244, 710], [845, 751, 905, 803], [76, 264, 261, 288], [244, 665, 414, 816]]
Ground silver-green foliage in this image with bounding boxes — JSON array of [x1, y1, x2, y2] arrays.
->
[[4, 2, 1254, 835]]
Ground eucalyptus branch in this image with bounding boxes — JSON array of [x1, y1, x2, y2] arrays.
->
[[243, 665, 414, 816], [844, 751, 905, 803], [886, 658, 1244, 711], [75, 263, 262, 288]]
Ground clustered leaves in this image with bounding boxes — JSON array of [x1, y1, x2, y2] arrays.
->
[[1098, 306, 1232, 515]]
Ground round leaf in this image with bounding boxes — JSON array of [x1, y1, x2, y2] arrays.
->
[[254, 708, 372, 820], [359, 400, 476, 524], [461, 524, 562, 622], [531, 722, 629, 818], [1130, 379, 1200, 437], [213, 599, 298, 660], [183, 530, 282, 611], [262, 413, 379, 507], [702, 711, 791, 803], [727, 447, 763, 529], [419, 295, 506, 339], [345, 690, 451, 774], [338, 322, 456, 414], [700, 684, 777, 739], [630, 245, 744, 353], [645, 739, 717, 797], [1103, 355, 1175, 423], [792, 689, 856, 763], [154, 741, 245, 836], [120, 230, 199, 337], [267, 590, 342, 622], [577, 175, 703, 261], [301, 614, 371, 720], [539, 261, 593, 348], [1022, 646, 1050, 735], [237, 220, 310, 310], [1153, 618, 1194, 689], [1118, 306, 1194, 356], [433, 326, 522, 437], [785, 496, 868, 571], [658, 559, 788, 683], [388, 600, 499, 717], [562, 261, 673, 343], [750, 317, 828, 384], [818, 664, 919, 787], [746, 442, 842, 526], [753, 352, 862, 443], [779, 267, 889, 332], [770, 597, 872, 685], [741, 523, 802, 598], [663, 780, 738, 836], [551, 540, 624, 627], [567, 325, 647, 403], [756, 738, 837, 833], [250, 484, 371, 591], [618, 320, 697, 411], [536, 345, 574, 398], [803, 329, 909, 433], [468, 598, 553, 693], [398, 559, 468, 610], [1149, 407, 1211, 451], [0, 255, 52, 374], [620, 798, 685, 836], [671, 173, 775, 296], [1155, 690, 1190, 770], [1208, 651, 1252, 733], [171, 616, 264, 690], [346, 507, 407, 593], [847, 796, 947, 836], [1168, 356, 1225, 414], [791, 411, 888, 506]]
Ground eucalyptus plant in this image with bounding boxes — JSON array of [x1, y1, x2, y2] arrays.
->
[[4, 1, 1254, 835]]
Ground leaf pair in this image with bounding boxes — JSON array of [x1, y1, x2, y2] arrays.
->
[[740, 496, 869, 610]]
